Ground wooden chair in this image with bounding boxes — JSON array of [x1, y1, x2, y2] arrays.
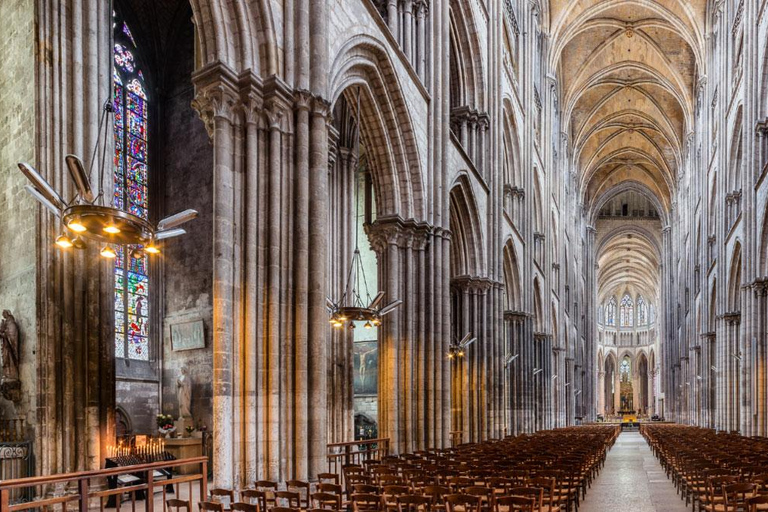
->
[[286, 479, 311, 508], [382, 485, 411, 510], [493, 496, 536, 512], [210, 488, 234, 508], [254, 481, 278, 509], [275, 491, 302, 509], [167, 499, 191, 512], [351, 492, 384, 511], [199, 502, 224, 512], [725, 483, 757, 512], [397, 494, 433, 512], [240, 489, 267, 511], [230, 503, 258, 512], [271, 508, 299, 512]]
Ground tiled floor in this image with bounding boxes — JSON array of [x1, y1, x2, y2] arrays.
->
[[580, 431, 689, 512]]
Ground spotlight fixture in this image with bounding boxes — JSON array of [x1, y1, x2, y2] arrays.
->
[[100, 246, 117, 259], [55, 234, 74, 249], [448, 332, 476, 359], [504, 353, 519, 369], [532, 368, 543, 376]]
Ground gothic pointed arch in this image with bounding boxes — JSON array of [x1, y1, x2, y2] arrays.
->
[[329, 35, 425, 220], [189, 0, 277, 75], [449, 175, 486, 277], [503, 239, 522, 311]]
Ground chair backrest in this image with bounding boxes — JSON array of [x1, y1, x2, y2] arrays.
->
[[271, 508, 299, 512], [319, 472, 341, 485], [444, 493, 481, 512], [240, 489, 267, 511], [748, 495, 768, 512], [311, 491, 342, 510], [319, 483, 343, 495], [725, 483, 756, 505], [209, 489, 234, 508], [231, 503, 259, 512], [397, 494, 432, 512], [167, 499, 191, 512], [275, 491, 301, 508], [199, 502, 224, 512], [493, 495, 536, 512], [509, 487, 543, 510], [353, 484, 381, 495], [286, 480, 310, 507], [351, 492, 383, 511]]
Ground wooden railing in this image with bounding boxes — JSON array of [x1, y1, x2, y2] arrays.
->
[[0, 456, 208, 512], [326, 438, 389, 476]]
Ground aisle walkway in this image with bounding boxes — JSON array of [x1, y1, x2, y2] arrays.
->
[[580, 431, 688, 512]]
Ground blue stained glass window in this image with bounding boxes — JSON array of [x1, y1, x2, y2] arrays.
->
[[113, 15, 150, 361], [620, 294, 634, 327], [605, 296, 617, 326]]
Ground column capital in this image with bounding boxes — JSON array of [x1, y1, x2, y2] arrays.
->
[[365, 215, 433, 253], [451, 275, 494, 293]]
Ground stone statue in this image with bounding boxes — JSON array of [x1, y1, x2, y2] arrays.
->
[[176, 366, 192, 419], [0, 310, 21, 402]]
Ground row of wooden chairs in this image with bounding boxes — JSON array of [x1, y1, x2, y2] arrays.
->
[[643, 424, 768, 512], [183, 425, 620, 512]]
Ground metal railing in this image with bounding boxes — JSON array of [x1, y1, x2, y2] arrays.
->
[[0, 441, 33, 505], [326, 438, 389, 476], [0, 456, 208, 512]]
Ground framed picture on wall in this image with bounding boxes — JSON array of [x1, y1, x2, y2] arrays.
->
[[353, 341, 378, 396], [171, 320, 205, 351]]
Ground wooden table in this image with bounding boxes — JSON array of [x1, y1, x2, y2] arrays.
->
[[164, 438, 203, 475]]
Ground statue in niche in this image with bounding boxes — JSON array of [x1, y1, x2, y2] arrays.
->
[[0, 310, 21, 402], [176, 366, 192, 419]]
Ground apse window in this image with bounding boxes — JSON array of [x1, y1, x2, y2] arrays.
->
[[113, 15, 150, 361]]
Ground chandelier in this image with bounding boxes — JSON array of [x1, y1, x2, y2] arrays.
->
[[326, 88, 401, 329], [17, 6, 196, 257], [19, 157, 196, 257]]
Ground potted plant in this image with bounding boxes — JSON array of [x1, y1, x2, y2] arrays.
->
[[157, 414, 176, 438], [185, 425, 195, 438]]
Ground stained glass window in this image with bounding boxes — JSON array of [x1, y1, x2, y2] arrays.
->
[[637, 295, 648, 325], [620, 294, 634, 327], [113, 15, 150, 361], [620, 357, 631, 380], [605, 297, 617, 326]]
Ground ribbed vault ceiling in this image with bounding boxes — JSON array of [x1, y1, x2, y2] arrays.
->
[[596, 226, 660, 304], [551, 0, 705, 211]]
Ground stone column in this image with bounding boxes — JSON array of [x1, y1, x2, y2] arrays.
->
[[403, 0, 413, 61], [367, 217, 435, 454], [416, 1, 427, 80], [388, 0, 399, 41], [597, 371, 605, 416]]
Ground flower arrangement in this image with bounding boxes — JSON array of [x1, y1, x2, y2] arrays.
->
[[185, 425, 195, 434], [157, 413, 176, 436]]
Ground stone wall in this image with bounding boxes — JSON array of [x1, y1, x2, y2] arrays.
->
[[0, 0, 37, 434], [159, 14, 214, 431]]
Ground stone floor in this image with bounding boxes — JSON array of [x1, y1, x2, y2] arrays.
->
[[579, 431, 689, 512]]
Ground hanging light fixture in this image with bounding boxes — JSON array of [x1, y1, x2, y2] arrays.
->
[[326, 88, 402, 328], [448, 332, 476, 359], [16, 1, 197, 256]]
